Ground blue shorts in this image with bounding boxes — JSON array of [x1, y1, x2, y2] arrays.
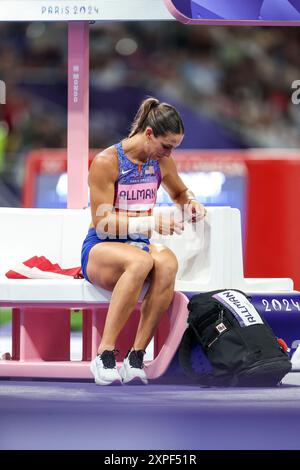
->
[[81, 228, 151, 283]]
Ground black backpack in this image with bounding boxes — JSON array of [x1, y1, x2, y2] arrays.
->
[[178, 289, 292, 387]]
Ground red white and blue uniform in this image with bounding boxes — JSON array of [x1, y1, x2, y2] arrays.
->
[[81, 141, 161, 282]]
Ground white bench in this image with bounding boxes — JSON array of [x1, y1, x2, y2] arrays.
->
[[0, 207, 293, 379]]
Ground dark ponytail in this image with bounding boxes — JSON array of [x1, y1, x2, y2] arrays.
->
[[129, 96, 184, 138]]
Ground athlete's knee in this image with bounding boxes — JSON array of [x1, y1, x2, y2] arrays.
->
[[127, 252, 154, 278]]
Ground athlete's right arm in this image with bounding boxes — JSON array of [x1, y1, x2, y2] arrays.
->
[[89, 150, 182, 239], [89, 152, 129, 239]]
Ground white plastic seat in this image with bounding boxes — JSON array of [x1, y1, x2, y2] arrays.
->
[[226, 208, 293, 292], [0, 206, 293, 302]]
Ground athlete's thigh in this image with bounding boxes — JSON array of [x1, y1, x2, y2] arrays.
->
[[87, 242, 152, 289]]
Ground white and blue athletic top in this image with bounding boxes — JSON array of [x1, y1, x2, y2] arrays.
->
[[113, 141, 161, 214]]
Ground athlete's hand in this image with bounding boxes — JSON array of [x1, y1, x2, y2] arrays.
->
[[154, 212, 184, 236], [184, 200, 207, 223]]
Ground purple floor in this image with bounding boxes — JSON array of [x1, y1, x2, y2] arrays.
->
[[1, 373, 300, 450]]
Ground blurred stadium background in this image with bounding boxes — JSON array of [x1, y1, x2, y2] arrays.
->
[[0, 21, 300, 292], [1, 20, 300, 451], [1, 23, 300, 190]]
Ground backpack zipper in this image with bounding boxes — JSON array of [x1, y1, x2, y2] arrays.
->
[[203, 308, 227, 349]]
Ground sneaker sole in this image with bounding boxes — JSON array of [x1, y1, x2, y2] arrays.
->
[[95, 379, 122, 386], [90, 362, 122, 386], [122, 377, 148, 385], [119, 367, 148, 385]]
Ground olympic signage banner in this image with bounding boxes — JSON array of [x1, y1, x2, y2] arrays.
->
[[2, 0, 300, 23], [165, 0, 300, 25], [0, 0, 173, 21]]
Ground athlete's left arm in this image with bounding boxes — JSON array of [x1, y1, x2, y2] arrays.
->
[[160, 155, 206, 221]]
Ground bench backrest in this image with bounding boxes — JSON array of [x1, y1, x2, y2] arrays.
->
[[0, 205, 212, 275], [0, 208, 90, 276], [0, 206, 228, 289], [0, 207, 293, 292]]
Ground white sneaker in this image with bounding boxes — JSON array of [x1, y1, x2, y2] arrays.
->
[[119, 350, 148, 385], [90, 350, 122, 386]]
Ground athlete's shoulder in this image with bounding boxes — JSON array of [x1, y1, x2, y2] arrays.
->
[[89, 145, 118, 181], [94, 144, 118, 161]]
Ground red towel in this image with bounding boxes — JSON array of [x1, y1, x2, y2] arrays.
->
[[5, 256, 83, 279]]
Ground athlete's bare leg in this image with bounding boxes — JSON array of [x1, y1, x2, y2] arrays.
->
[[133, 244, 178, 350], [86, 242, 154, 353]]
